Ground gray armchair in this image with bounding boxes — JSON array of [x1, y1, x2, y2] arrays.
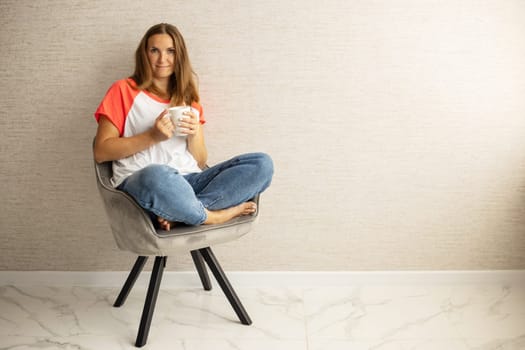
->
[[94, 158, 258, 347]]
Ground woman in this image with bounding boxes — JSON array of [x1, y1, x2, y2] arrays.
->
[[94, 23, 273, 230]]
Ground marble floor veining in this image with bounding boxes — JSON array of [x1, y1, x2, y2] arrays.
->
[[1, 282, 525, 350]]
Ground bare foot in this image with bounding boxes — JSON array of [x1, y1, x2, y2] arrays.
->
[[204, 201, 257, 225], [157, 217, 176, 231], [155, 201, 256, 229]]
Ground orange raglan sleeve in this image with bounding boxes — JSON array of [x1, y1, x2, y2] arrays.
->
[[94, 79, 137, 136], [191, 101, 206, 125]]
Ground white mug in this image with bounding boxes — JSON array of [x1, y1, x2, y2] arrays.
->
[[167, 106, 200, 137]]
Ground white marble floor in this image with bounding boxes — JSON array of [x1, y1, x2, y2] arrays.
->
[[1, 281, 525, 350]]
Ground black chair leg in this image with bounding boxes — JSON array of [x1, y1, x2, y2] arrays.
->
[[191, 250, 212, 291], [199, 247, 252, 325], [135, 256, 166, 348], [114, 256, 148, 307]]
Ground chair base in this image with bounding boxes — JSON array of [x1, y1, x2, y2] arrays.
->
[[114, 247, 251, 348], [199, 247, 252, 325], [191, 250, 212, 291], [113, 256, 148, 307]]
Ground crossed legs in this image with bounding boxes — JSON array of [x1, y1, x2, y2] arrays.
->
[[118, 153, 273, 228]]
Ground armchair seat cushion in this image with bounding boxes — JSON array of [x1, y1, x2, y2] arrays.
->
[[95, 160, 258, 256]]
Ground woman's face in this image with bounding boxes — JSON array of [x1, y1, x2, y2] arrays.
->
[[147, 34, 175, 81]]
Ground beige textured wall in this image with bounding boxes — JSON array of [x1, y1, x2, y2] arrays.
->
[[1, 0, 525, 271]]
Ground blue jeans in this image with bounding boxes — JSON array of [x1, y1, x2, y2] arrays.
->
[[117, 153, 273, 226]]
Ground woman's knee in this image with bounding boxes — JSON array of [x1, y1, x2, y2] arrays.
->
[[248, 152, 274, 188], [258, 152, 274, 173], [124, 165, 206, 225], [254, 152, 273, 173], [133, 164, 179, 190]]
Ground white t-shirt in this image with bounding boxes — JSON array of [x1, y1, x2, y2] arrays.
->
[[94, 78, 205, 187]]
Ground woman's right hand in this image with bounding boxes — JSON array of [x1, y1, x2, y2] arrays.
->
[[94, 109, 174, 163], [150, 110, 174, 141]]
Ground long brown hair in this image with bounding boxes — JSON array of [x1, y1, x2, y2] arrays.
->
[[131, 23, 199, 106]]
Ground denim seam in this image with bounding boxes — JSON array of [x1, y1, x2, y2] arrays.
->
[[152, 202, 207, 226], [200, 195, 223, 210]]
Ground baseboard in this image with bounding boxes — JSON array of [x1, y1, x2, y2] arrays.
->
[[1, 270, 524, 288]]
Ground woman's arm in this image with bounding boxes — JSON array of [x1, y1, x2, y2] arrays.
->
[[187, 125, 208, 169], [94, 111, 174, 163], [180, 109, 208, 168]]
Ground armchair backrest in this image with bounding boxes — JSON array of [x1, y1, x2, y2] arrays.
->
[[94, 160, 161, 254], [92, 139, 260, 256]]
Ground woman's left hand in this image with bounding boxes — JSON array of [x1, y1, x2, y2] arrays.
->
[[184, 107, 207, 168], [178, 109, 200, 136]]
